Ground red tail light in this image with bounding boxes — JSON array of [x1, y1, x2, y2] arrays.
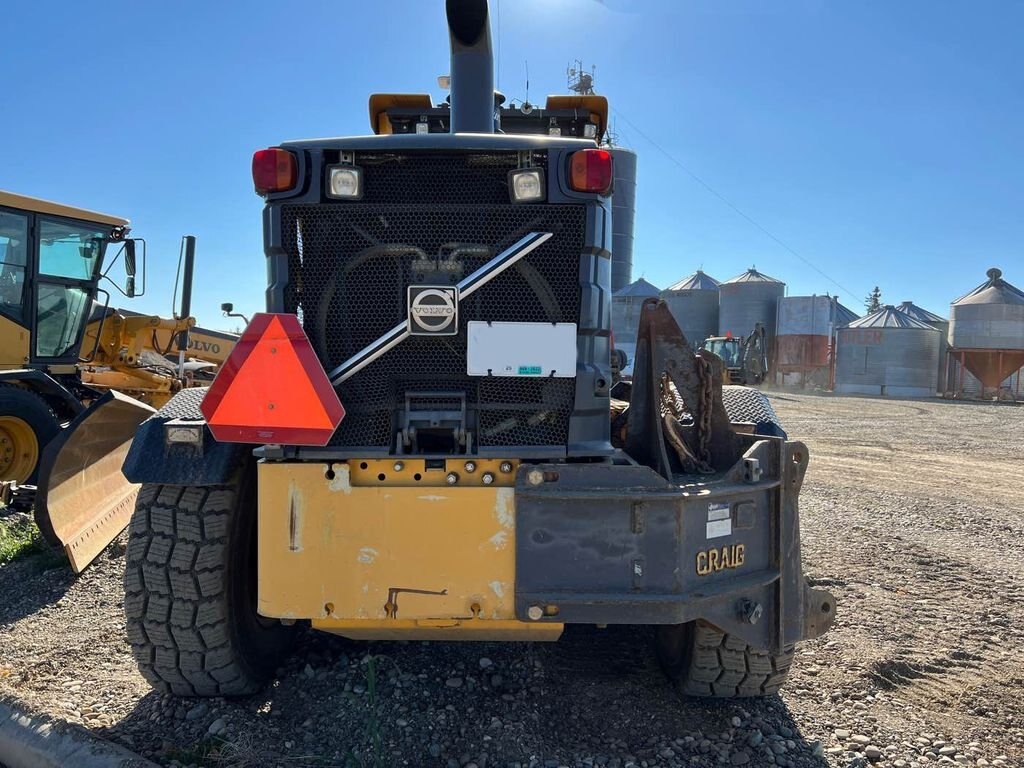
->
[[252, 148, 297, 195], [200, 314, 344, 445], [569, 148, 613, 195]]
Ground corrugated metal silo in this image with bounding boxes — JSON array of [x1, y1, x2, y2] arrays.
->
[[660, 270, 720, 346], [948, 268, 1024, 395], [718, 267, 786, 363], [949, 360, 1023, 398], [611, 277, 660, 353], [895, 301, 949, 393], [835, 306, 940, 398], [775, 295, 857, 387], [609, 148, 637, 293]]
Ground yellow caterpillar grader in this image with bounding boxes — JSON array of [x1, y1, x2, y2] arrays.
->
[[0, 190, 232, 569]]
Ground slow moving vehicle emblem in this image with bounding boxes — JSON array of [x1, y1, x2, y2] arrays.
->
[[408, 286, 458, 335]]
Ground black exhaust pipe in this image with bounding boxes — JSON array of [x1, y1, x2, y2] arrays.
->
[[176, 235, 196, 376], [446, 0, 495, 134]]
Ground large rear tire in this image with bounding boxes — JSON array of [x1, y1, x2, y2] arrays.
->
[[0, 387, 60, 485], [656, 621, 794, 698], [124, 469, 294, 696]]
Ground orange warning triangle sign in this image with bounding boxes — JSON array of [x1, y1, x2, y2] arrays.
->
[[201, 314, 344, 445]]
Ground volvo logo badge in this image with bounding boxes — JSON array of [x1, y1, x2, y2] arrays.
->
[[408, 286, 458, 335]]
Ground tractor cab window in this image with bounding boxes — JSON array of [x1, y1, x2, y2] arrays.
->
[[35, 284, 91, 358], [38, 219, 106, 280], [34, 217, 108, 359], [707, 339, 738, 366], [0, 210, 29, 320]]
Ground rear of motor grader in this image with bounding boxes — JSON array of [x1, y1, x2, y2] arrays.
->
[[113, 0, 835, 700]]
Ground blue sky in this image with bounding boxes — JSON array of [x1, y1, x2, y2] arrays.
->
[[3, 0, 1022, 329]]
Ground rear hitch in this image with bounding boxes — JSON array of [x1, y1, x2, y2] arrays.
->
[[802, 583, 837, 640]]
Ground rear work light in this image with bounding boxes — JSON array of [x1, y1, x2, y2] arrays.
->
[[252, 148, 297, 195], [326, 165, 364, 199], [508, 168, 545, 202], [569, 148, 613, 195], [200, 313, 345, 445]]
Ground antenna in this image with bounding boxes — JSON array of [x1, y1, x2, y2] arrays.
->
[[567, 59, 597, 95], [603, 118, 619, 147], [520, 60, 533, 114]]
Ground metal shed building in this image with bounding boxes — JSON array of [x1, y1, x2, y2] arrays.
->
[[835, 306, 940, 398]]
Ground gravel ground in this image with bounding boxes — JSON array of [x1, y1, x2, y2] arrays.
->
[[1, 392, 1022, 768]]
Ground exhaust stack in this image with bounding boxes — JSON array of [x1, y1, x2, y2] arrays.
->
[[446, 0, 495, 134]]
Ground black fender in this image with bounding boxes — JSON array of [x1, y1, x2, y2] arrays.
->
[[0, 369, 84, 420], [122, 387, 250, 485]]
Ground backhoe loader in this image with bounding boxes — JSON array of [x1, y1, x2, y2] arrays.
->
[[51, 0, 835, 699], [702, 324, 769, 386]]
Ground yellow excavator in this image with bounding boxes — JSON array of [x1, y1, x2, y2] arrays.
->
[[0, 190, 211, 570]]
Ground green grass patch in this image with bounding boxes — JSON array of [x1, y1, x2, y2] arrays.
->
[[0, 517, 45, 565]]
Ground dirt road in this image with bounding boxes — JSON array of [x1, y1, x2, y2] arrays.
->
[[1, 393, 1021, 767]]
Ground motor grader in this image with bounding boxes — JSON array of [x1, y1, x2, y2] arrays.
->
[[56, 0, 835, 700], [0, 190, 220, 568]]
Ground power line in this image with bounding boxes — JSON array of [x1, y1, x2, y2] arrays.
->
[[611, 108, 860, 303]]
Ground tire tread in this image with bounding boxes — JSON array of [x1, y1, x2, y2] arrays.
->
[[124, 483, 272, 697], [667, 621, 795, 698]]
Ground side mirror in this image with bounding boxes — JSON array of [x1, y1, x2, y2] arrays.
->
[[124, 240, 137, 298], [221, 302, 234, 314]]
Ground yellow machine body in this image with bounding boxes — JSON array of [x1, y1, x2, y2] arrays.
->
[[143, 324, 237, 367], [257, 459, 563, 642], [0, 190, 128, 228], [0, 315, 30, 370], [81, 311, 196, 408]]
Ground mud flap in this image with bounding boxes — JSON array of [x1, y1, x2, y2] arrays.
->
[[35, 391, 155, 573]]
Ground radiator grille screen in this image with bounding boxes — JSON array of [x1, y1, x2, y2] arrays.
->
[[279, 152, 584, 450]]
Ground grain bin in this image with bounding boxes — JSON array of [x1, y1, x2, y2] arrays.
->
[[775, 295, 858, 387], [609, 148, 637, 293], [835, 306, 940, 398], [718, 268, 785, 354], [948, 268, 1024, 395], [895, 301, 949, 394], [611, 277, 660, 354], [660, 270, 720, 346], [949, 360, 1022, 398]]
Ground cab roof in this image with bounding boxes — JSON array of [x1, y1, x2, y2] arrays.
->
[[0, 190, 129, 228]]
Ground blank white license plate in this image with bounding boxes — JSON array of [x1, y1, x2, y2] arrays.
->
[[466, 322, 577, 377]]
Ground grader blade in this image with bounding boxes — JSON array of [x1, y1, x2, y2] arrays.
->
[[35, 391, 155, 573]]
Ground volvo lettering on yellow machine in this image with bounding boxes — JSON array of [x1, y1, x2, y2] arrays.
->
[[69, 0, 836, 704]]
